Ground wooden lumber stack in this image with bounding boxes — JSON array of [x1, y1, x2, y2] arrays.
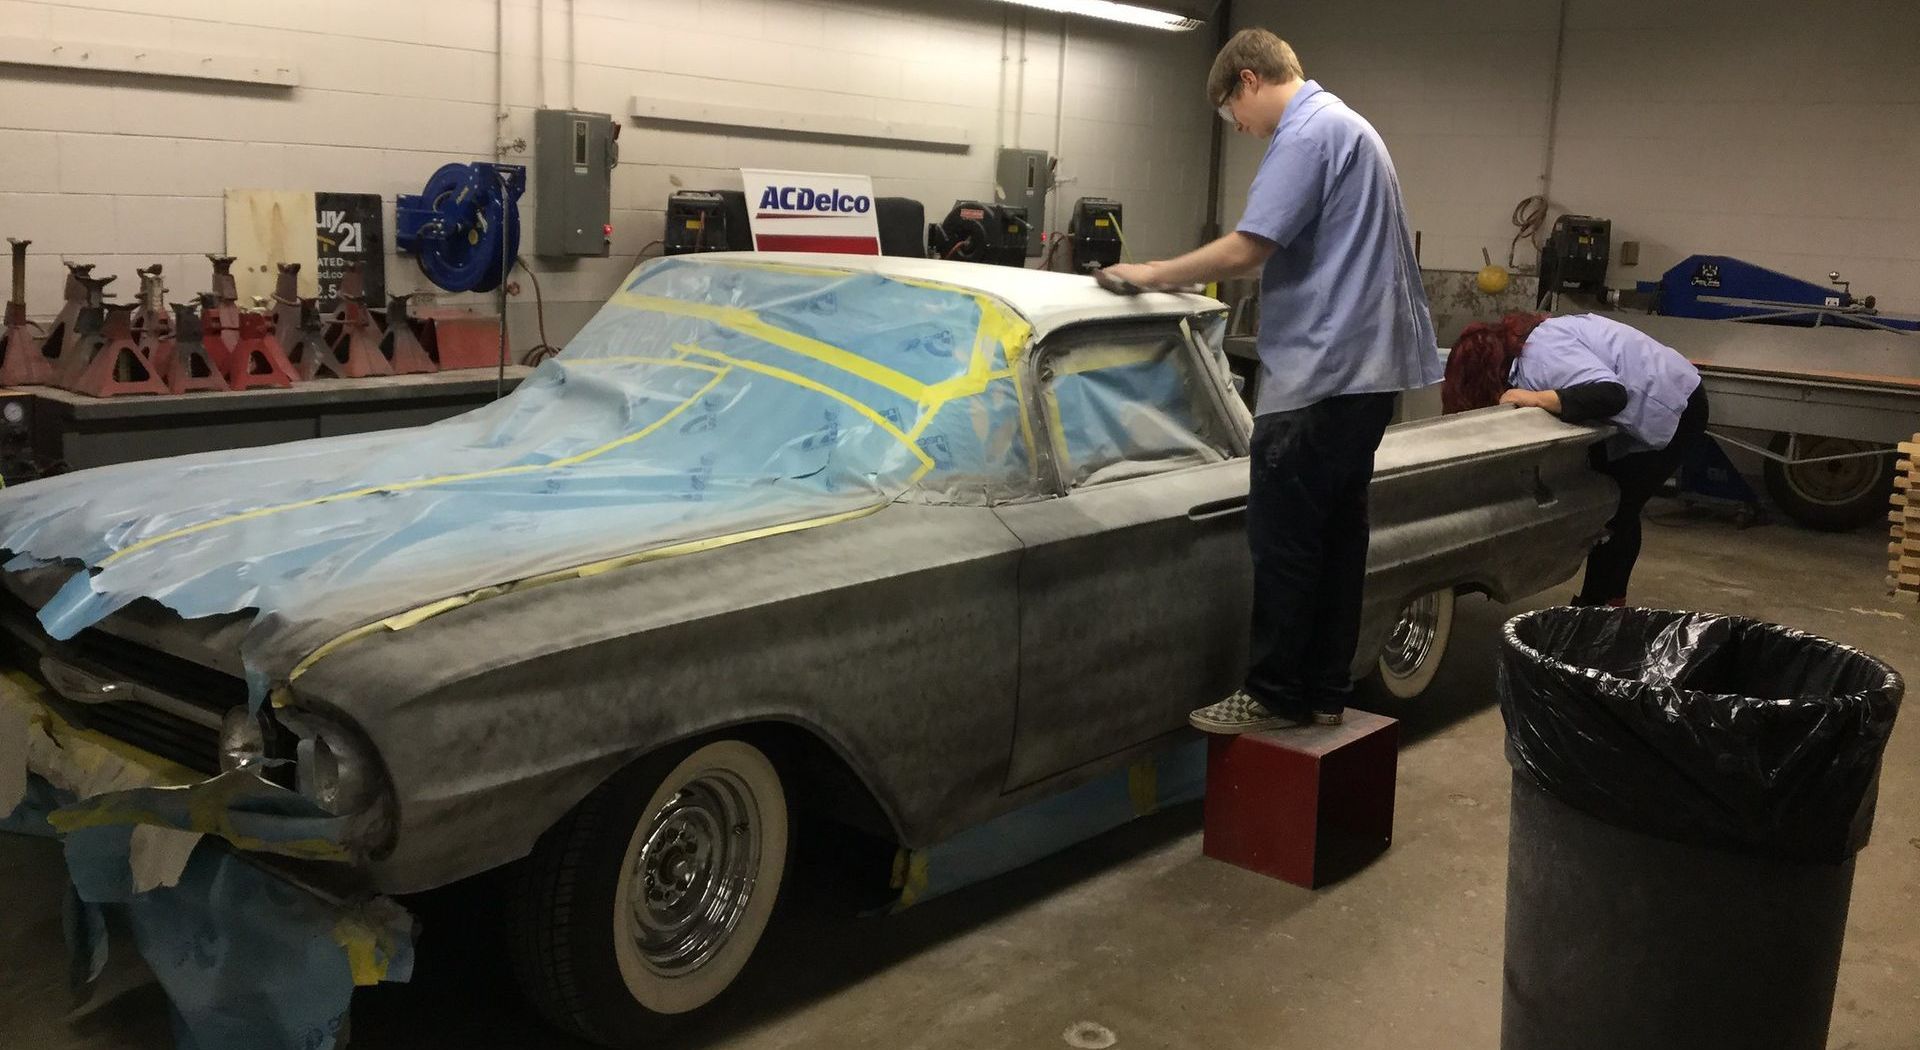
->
[[1894, 438, 1920, 602]]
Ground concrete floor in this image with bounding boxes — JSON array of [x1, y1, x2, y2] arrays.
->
[[3, 503, 1917, 1049]]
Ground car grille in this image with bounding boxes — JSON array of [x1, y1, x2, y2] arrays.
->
[[0, 589, 239, 776], [58, 693, 223, 774]]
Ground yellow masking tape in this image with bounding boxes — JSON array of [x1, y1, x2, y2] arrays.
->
[[890, 848, 930, 910], [1127, 757, 1159, 817], [1053, 345, 1162, 377], [563, 355, 727, 373], [672, 343, 931, 467], [288, 501, 892, 682], [611, 292, 930, 403], [42, 767, 349, 861], [335, 920, 390, 985], [4, 671, 203, 786], [100, 363, 730, 567], [1041, 373, 1075, 473]]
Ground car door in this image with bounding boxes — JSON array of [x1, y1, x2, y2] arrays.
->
[[993, 318, 1252, 790]]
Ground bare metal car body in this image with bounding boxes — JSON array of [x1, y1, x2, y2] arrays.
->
[[0, 255, 1615, 896]]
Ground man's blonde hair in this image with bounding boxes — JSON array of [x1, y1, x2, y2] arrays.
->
[[1207, 28, 1303, 106]]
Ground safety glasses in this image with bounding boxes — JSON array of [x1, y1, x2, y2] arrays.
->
[[1215, 82, 1242, 124]]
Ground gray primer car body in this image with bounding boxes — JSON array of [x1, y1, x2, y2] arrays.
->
[[0, 256, 1615, 895]]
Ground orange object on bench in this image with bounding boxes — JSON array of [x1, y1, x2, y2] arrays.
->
[[1202, 709, 1399, 888]]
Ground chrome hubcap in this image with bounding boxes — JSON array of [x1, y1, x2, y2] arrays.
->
[[1382, 593, 1441, 680], [1783, 437, 1885, 505], [627, 769, 760, 976]]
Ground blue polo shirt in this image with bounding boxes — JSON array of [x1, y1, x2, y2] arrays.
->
[[1238, 81, 1442, 415], [1512, 314, 1702, 454]]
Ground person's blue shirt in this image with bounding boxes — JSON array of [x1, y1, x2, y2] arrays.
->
[[1237, 80, 1442, 416], [1512, 314, 1703, 453]]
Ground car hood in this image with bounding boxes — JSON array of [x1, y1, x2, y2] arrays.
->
[[0, 258, 1034, 702]]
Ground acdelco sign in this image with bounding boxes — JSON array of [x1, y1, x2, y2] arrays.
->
[[741, 169, 882, 255], [756, 185, 872, 215]]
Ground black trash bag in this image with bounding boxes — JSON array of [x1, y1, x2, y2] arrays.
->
[[1499, 607, 1904, 865]]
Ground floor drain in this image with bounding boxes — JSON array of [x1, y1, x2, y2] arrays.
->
[[1063, 1021, 1118, 1049]]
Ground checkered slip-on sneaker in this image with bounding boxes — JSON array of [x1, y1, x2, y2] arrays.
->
[[1188, 690, 1343, 734]]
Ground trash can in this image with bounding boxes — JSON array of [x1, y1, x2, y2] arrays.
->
[[1497, 607, 1904, 1050]]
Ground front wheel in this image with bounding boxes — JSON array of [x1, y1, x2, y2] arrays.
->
[[1375, 589, 1456, 700], [509, 739, 790, 1047]]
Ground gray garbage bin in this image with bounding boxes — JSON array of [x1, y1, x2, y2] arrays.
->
[[1497, 607, 1904, 1050]]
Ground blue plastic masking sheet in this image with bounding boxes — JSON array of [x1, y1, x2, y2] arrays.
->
[[0, 257, 1034, 704]]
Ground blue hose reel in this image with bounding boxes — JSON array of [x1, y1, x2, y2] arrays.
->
[[395, 163, 527, 293]]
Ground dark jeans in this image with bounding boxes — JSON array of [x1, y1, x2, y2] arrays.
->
[[1575, 385, 1711, 604], [1244, 392, 1397, 719]]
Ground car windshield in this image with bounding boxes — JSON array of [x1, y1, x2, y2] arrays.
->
[[564, 257, 1037, 506]]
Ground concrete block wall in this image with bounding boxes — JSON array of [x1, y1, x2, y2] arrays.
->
[[0, 0, 1218, 353], [1225, 0, 1920, 312]]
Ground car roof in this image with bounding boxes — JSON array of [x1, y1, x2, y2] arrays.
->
[[667, 252, 1225, 340]]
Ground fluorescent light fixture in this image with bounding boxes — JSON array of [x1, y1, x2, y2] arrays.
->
[[984, 0, 1208, 31]]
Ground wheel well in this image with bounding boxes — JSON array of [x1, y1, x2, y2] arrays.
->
[[725, 721, 900, 842]]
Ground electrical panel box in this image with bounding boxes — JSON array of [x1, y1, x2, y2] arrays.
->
[[534, 109, 618, 257], [994, 148, 1050, 258]]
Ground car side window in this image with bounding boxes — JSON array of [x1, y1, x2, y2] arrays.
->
[[1038, 322, 1236, 489]]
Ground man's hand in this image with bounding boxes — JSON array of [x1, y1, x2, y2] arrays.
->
[[1100, 262, 1165, 290], [1094, 232, 1276, 294], [1500, 388, 1562, 414]]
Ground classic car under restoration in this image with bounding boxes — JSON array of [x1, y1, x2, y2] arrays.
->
[[0, 254, 1613, 1045]]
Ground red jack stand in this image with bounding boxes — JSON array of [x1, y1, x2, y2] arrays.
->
[[161, 303, 229, 394], [380, 295, 438, 374], [2, 238, 53, 386], [321, 263, 393, 378], [132, 265, 176, 375], [201, 254, 243, 367], [223, 310, 299, 391], [130, 265, 174, 342], [1202, 710, 1400, 889], [272, 264, 350, 380], [62, 303, 167, 397], [44, 263, 115, 382]]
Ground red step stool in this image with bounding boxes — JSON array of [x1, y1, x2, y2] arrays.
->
[[1202, 709, 1399, 888]]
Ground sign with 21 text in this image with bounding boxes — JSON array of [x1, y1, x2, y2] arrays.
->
[[741, 169, 881, 255]]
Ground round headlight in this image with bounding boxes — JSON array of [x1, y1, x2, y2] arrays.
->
[[219, 707, 269, 772], [293, 724, 380, 816]]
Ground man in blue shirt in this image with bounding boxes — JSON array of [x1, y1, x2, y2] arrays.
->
[[1104, 28, 1442, 734]]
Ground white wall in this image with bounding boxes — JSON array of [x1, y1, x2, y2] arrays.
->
[[0, 0, 1218, 350], [1224, 0, 1920, 311]]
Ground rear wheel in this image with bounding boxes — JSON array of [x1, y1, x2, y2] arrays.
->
[[1762, 432, 1894, 531], [509, 739, 789, 1047], [1376, 589, 1456, 700]]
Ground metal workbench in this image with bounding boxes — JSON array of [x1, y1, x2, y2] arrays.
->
[[1608, 311, 1918, 527], [15, 368, 533, 474], [1617, 312, 1920, 444]]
